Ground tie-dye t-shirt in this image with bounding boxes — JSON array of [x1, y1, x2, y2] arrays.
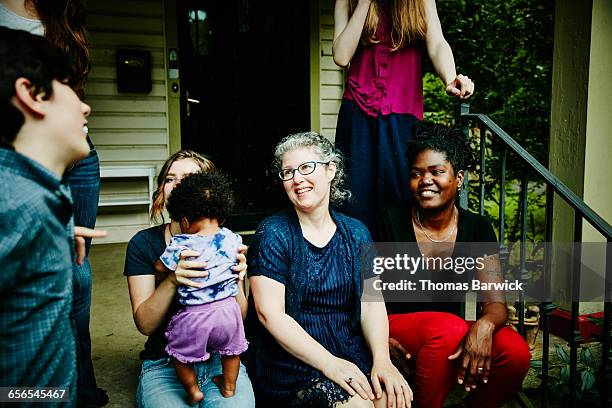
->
[[160, 228, 241, 305]]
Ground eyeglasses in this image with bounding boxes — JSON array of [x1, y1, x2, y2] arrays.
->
[[278, 161, 330, 181]]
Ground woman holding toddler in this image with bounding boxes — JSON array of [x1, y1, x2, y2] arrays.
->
[[124, 150, 255, 408]]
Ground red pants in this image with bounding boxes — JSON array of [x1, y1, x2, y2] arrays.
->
[[388, 312, 531, 408]]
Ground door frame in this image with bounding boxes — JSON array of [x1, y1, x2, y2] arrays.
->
[[165, 0, 322, 156], [164, 0, 182, 155]]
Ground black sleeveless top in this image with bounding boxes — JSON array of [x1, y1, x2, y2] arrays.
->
[[374, 203, 499, 316]]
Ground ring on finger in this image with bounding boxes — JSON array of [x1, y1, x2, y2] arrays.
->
[[477, 367, 484, 373], [346, 377, 353, 384]]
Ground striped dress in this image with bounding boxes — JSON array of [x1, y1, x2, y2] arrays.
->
[[245, 209, 373, 406]]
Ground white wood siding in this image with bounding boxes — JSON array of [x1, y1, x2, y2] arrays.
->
[[86, 0, 345, 243], [318, 0, 344, 142], [86, 0, 169, 244]]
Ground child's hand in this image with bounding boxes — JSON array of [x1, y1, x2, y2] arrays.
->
[[232, 244, 248, 280], [171, 249, 208, 287], [74, 226, 107, 265]]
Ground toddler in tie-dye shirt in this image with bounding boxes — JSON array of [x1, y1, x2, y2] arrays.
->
[[155, 171, 248, 405]]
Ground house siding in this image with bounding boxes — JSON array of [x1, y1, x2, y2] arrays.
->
[[317, 0, 344, 142], [87, 0, 169, 244], [88, 0, 347, 243]]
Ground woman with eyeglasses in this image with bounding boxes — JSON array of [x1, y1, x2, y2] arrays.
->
[[245, 132, 412, 408]]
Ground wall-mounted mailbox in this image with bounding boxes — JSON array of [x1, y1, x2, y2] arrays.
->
[[116, 49, 152, 93]]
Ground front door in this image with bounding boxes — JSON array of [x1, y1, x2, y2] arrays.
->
[[177, 0, 310, 230]]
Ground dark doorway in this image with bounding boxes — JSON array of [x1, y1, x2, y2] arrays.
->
[[177, 0, 310, 230]]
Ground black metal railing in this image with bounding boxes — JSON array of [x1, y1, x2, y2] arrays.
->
[[456, 103, 612, 407]]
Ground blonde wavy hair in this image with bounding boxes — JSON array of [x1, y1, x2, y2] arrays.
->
[[350, 0, 427, 51]]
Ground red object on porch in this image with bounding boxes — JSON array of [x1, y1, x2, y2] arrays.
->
[[549, 308, 592, 342], [585, 311, 604, 337]]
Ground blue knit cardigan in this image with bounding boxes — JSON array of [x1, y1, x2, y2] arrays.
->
[[244, 208, 372, 386]]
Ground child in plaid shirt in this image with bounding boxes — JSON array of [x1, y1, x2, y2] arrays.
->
[[0, 27, 94, 405]]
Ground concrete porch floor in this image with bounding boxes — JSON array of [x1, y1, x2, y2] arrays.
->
[[89, 243, 140, 407], [89, 243, 582, 407]]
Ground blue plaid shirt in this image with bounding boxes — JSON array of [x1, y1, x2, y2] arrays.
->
[[0, 148, 76, 406]]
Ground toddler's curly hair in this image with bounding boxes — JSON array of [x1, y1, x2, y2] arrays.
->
[[166, 171, 235, 225]]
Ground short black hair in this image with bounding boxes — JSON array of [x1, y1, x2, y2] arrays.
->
[[0, 27, 73, 148], [406, 122, 474, 174], [166, 171, 235, 225]]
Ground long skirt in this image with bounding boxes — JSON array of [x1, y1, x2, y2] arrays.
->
[[335, 98, 419, 229]]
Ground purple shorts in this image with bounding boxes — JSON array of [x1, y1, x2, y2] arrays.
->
[[165, 297, 248, 363]]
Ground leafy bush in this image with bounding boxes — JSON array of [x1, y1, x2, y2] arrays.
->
[[530, 344, 600, 400], [426, 0, 554, 165], [423, 0, 555, 243]]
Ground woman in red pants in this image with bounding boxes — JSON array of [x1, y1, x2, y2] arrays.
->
[[375, 123, 531, 408]]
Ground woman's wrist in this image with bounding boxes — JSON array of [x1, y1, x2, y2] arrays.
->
[[444, 74, 458, 87], [480, 302, 508, 330], [372, 349, 392, 365], [162, 272, 179, 288], [316, 352, 340, 374], [475, 316, 496, 334]]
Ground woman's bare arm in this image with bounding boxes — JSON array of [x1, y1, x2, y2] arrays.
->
[[361, 301, 413, 407], [450, 254, 507, 389], [127, 249, 207, 336], [332, 0, 372, 67], [128, 274, 178, 336], [424, 0, 473, 98]]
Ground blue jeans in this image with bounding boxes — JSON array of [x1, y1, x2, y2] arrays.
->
[[136, 355, 255, 408], [64, 146, 102, 405]]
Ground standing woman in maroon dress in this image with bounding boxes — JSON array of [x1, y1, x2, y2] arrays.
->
[[333, 0, 474, 228]]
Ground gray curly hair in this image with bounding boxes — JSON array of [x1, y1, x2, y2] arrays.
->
[[273, 131, 352, 205]]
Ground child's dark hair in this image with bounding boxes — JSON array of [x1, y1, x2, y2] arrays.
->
[[406, 122, 474, 173], [0, 27, 73, 148], [166, 171, 235, 225]]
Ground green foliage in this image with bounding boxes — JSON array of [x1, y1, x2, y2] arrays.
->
[[530, 344, 601, 400], [423, 72, 454, 124], [427, 0, 554, 162], [423, 0, 555, 243], [469, 179, 547, 243]]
